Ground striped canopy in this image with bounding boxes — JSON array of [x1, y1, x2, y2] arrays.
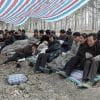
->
[[0, 0, 90, 25]]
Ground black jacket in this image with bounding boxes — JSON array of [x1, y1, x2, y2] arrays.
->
[[46, 40, 62, 62], [84, 41, 100, 57], [15, 45, 33, 58], [5, 36, 15, 45], [76, 43, 87, 58]]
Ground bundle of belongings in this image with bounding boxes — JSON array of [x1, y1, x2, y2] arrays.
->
[[67, 70, 100, 88], [7, 74, 28, 85]]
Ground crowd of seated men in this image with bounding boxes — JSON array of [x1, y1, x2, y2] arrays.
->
[[1, 28, 100, 88], [0, 29, 28, 53]]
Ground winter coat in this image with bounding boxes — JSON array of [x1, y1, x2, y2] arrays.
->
[[15, 45, 33, 58], [61, 41, 80, 65], [58, 35, 67, 41], [84, 41, 100, 57], [5, 36, 15, 45], [47, 40, 80, 67], [46, 40, 62, 62], [76, 43, 87, 58], [77, 41, 100, 71]]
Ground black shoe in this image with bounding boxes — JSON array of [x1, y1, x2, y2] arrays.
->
[[16, 63, 21, 68], [33, 67, 42, 73], [29, 62, 34, 67], [56, 71, 68, 78], [34, 69, 42, 73], [58, 67, 64, 71], [39, 66, 52, 74]]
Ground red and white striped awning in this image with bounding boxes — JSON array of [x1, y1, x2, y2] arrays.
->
[[0, 0, 90, 25]]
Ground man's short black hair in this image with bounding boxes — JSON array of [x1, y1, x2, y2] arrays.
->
[[39, 30, 44, 34], [22, 29, 25, 33], [97, 30, 100, 40], [51, 30, 56, 35], [81, 33, 87, 39], [18, 29, 22, 32], [73, 32, 80, 37], [34, 29, 38, 33], [49, 34, 56, 40], [88, 33, 97, 40], [60, 29, 66, 34], [5, 29, 8, 32], [45, 30, 51, 35], [0, 30, 4, 34]]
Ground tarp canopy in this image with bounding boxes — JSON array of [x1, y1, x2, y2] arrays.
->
[[0, 0, 90, 25]]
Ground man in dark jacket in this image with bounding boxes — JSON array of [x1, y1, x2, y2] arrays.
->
[[58, 29, 73, 52], [81, 34, 100, 85], [0, 32, 15, 53], [58, 33, 100, 87], [21, 29, 28, 40], [34, 35, 62, 73], [2, 43, 38, 64], [33, 29, 39, 39], [0, 30, 4, 42], [58, 29, 67, 40], [75, 33, 100, 87], [57, 33, 87, 77], [14, 30, 27, 40], [66, 28, 72, 36], [97, 30, 100, 40]]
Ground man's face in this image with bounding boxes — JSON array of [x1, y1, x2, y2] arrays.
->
[[7, 33, 11, 37], [39, 33, 44, 37], [79, 36, 86, 44], [32, 46, 37, 53], [60, 33, 65, 36], [18, 30, 21, 34], [34, 32, 38, 36], [87, 36, 96, 47], [49, 36, 54, 42], [73, 36, 80, 42]]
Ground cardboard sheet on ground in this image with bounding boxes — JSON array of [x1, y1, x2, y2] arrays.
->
[[67, 70, 100, 86]]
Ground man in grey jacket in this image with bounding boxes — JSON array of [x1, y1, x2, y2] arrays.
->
[[48, 32, 81, 68]]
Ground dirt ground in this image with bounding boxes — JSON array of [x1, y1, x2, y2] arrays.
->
[[0, 54, 100, 100]]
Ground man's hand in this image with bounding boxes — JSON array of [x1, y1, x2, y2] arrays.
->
[[85, 52, 93, 59], [92, 55, 100, 61]]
